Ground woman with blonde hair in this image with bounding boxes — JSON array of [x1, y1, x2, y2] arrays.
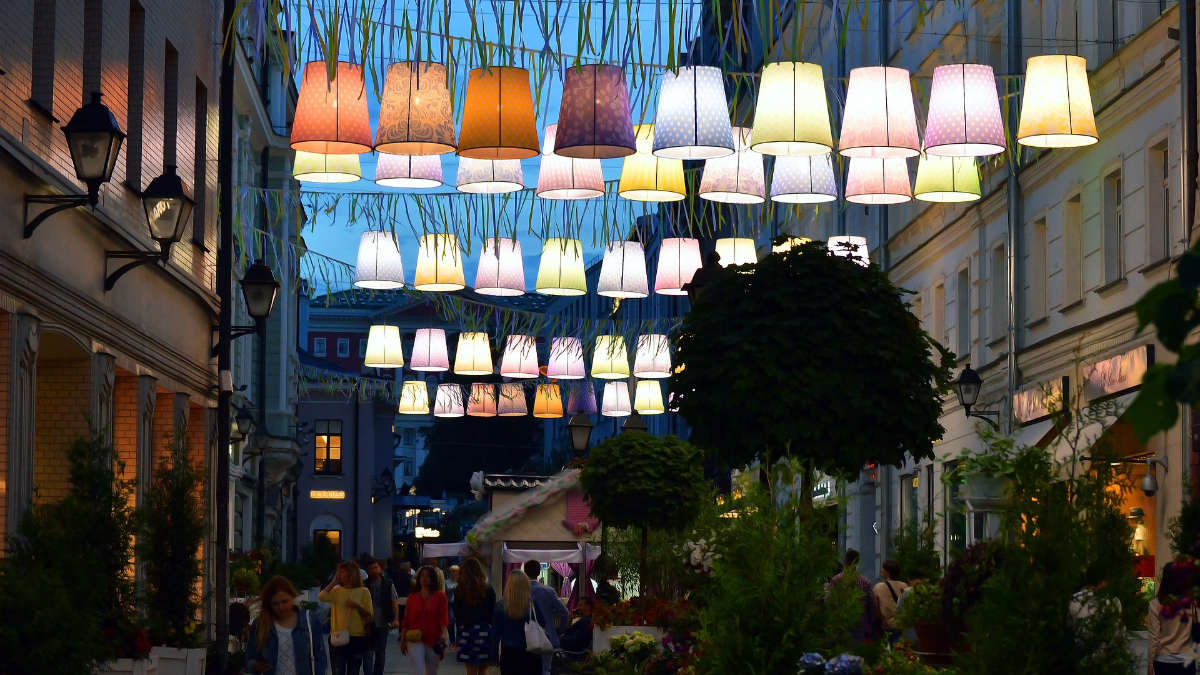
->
[[453, 558, 497, 675], [245, 576, 327, 675], [492, 571, 548, 675], [318, 561, 374, 675]]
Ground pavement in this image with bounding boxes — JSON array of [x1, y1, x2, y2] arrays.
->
[[377, 629, 468, 675]]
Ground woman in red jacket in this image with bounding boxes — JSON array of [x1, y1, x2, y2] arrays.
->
[[401, 565, 450, 675]]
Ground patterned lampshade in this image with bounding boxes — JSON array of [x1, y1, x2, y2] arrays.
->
[[715, 237, 758, 268], [535, 238, 587, 296], [456, 158, 524, 194], [547, 337, 586, 380], [699, 127, 766, 204], [597, 241, 649, 299], [633, 334, 671, 379], [617, 124, 686, 202], [499, 334, 540, 379], [844, 157, 912, 205], [414, 233, 466, 291], [566, 380, 598, 415], [374, 61, 457, 155], [291, 61, 372, 154], [293, 151, 361, 183], [353, 231, 405, 290], [554, 64, 637, 159], [653, 237, 702, 296], [1017, 55, 1098, 148], [458, 66, 540, 160], [913, 155, 981, 203], [397, 380, 429, 415], [591, 335, 630, 380], [750, 62, 834, 156], [839, 66, 920, 158], [770, 154, 837, 203], [923, 64, 1005, 157], [363, 325, 404, 368], [533, 383, 564, 419], [828, 235, 870, 267], [652, 66, 736, 160], [536, 124, 604, 200], [375, 153, 443, 188], [473, 237, 525, 296], [634, 380, 666, 415], [454, 331, 493, 376], [434, 383, 466, 418], [497, 383, 528, 417], [601, 381, 632, 417], [467, 383, 498, 417], [410, 328, 450, 372]]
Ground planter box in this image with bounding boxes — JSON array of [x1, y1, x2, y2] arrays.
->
[[97, 656, 158, 675], [593, 625, 665, 653], [963, 474, 1009, 510], [150, 647, 206, 675]]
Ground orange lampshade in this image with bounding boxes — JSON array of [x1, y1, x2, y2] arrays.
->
[[457, 66, 540, 160], [533, 384, 564, 418], [375, 62, 457, 155], [291, 61, 372, 155]]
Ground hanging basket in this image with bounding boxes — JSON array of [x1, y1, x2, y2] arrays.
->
[[963, 474, 1010, 510]]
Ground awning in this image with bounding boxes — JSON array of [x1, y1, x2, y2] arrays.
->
[[500, 542, 601, 564], [1014, 417, 1060, 450], [421, 542, 472, 558], [1047, 391, 1140, 462]]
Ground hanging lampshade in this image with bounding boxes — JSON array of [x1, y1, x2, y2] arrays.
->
[[497, 383, 528, 416], [467, 383, 498, 417], [838, 66, 920, 158], [770, 154, 837, 203], [397, 380, 429, 415], [500, 334, 540, 379], [772, 236, 812, 254], [363, 325, 404, 368], [533, 383, 564, 418], [374, 61, 457, 155], [828, 235, 870, 267], [845, 157, 912, 205], [291, 61, 372, 154], [414, 233, 466, 291], [913, 155, 981, 203], [457, 66, 540, 160], [591, 335, 630, 380], [633, 334, 671, 379], [750, 62, 834, 156], [699, 127, 766, 204], [654, 237, 702, 296], [923, 64, 1005, 157], [618, 124, 686, 202], [456, 157, 524, 194], [536, 124, 604, 200], [410, 328, 449, 372], [597, 241, 649, 299], [1017, 55, 1099, 148], [293, 151, 361, 183], [634, 380, 666, 415], [353, 231, 406, 290], [454, 331, 493, 376], [535, 238, 587, 296], [375, 153, 442, 188], [553, 64, 636, 159], [434, 383, 466, 418], [473, 237, 525, 296], [652, 66, 736, 160], [715, 237, 758, 268], [566, 380, 598, 415], [601, 381, 632, 417], [547, 337, 586, 379]]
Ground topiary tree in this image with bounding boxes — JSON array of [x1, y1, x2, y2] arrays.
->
[[671, 239, 955, 496]]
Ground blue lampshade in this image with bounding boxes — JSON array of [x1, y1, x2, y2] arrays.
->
[[770, 154, 838, 203], [652, 66, 735, 160]]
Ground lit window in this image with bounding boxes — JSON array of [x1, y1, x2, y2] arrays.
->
[[314, 419, 342, 474]]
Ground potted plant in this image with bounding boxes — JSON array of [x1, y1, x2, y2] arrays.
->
[[943, 432, 1020, 510], [896, 581, 947, 655]]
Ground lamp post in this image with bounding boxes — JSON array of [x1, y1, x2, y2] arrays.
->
[[104, 165, 194, 290], [237, 259, 279, 549], [567, 413, 594, 455], [622, 411, 649, 433], [954, 365, 1000, 430]]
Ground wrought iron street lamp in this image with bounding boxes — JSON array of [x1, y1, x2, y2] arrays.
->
[[210, 259, 280, 355], [104, 165, 194, 290], [234, 407, 256, 439], [567, 413, 594, 454], [622, 410, 649, 433], [954, 364, 999, 430]]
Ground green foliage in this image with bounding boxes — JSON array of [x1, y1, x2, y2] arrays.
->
[[890, 519, 942, 583], [1169, 497, 1200, 558], [895, 580, 943, 629], [868, 643, 957, 675], [603, 526, 697, 601], [232, 567, 262, 596], [942, 426, 1023, 484], [671, 240, 955, 476], [580, 433, 709, 532]]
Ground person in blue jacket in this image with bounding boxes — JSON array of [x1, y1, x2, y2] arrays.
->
[[245, 576, 329, 675]]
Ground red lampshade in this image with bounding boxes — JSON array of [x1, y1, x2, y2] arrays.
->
[[291, 61, 372, 155]]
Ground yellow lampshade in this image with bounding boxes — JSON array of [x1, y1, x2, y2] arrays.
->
[[454, 331, 493, 376], [535, 238, 587, 296], [750, 62, 834, 156], [363, 325, 404, 368], [414, 233, 466, 291], [591, 335, 630, 380], [497, 382, 528, 417], [772, 236, 812, 254], [292, 151, 361, 183], [397, 380, 429, 415], [467, 383, 497, 417], [633, 380, 665, 415], [617, 125, 686, 202], [715, 238, 758, 268], [913, 155, 981, 203], [1017, 55, 1098, 148], [532, 383, 563, 419]]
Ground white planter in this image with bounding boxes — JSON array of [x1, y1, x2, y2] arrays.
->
[[592, 625, 665, 653], [150, 647, 206, 675], [963, 474, 1009, 510], [96, 656, 158, 675]]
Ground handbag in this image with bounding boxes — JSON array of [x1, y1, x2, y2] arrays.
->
[[404, 629, 424, 642], [524, 603, 555, 656], [306, 611, 316, 675], [330, 629, 350, 647]]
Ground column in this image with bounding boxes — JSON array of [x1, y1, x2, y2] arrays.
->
[[136, 375, 157, 508], [91, 352, 116, 448], [6, 313, 39, 528]]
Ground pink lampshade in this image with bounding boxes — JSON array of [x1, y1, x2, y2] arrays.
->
[[291, 61, 373, 154], [497, 382, 528, 416], [566, 380, 598, 415], [473, 237, 525, 296], [600, 381, 632, 417], [537, 124, 605, 200], [499, 334, 540, 379], [597, 241, 649, 299], [553, 64, 637, 159], [698, 127, 766, 204], [844, 157, 912, 205], [467, 383, 498, 417], [409, 328, 450, 372], [923, 64, 1005, 157], [654, 237, 702, 296], [839, 66, 920, 158], [434, 383, 465, 418], [633, 334, 671, 379], [547, 337, 586, 380], [375, 153, 443, 188]]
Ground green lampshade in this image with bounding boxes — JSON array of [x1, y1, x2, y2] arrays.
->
[[913, 154, 980, 203], [293, 150, 361, 183], [535, 238, 587, 296]]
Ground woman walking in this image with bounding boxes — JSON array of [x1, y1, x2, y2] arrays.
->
[[318, 561, 374, 675], [492, 571, 545, 675], [1148, 561, 1198, 675], [401, 565, 450, 674], [453, 558, 497, 675], [245, 576, 328, 675]]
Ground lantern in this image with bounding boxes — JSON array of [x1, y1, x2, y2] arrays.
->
[[828, 235, 870, 267], [591, 335, 630, 380], [547, 337, 586, 380], [749, 62, 834, 156], [453, 331, 493, 376], [397, 380, 429, 415], [533, 383, 564, 419], [634, 380, 666, 415], [291, 61, 372, 154], [62, 92, 125, 200], [844, 157, 912, 205], [618, 124, 686, 202], [923, 64, 1005, 157], [410, 328, 449, 372], [536, 124, 604, 200], [601, 381, 632, 417], [653, 237, 702, 296], [240, 260, 279, 321], [535, 238, 587, 296], [293, 151, 361, 183], [456, 157, 524, 194], [473, 237, 525, 296], [553, 63, 637, 159], [363, 325, 404, 368], [414, 233, 466, 291], [772, 236, 812, 254], [434, 383, 466, 418], [699, 127, 766, 204], [838, 66, 920, 158], [353, 231, 405, 290], [597, 241, 650, 299], [457, 66, 540, 160], [497, 383, 528, 416], [770, 154, 837, 203], [374, 61, 457, 155], [374, 153, 442, 188], [1017, 55, 1098, 148], [913, 155, 981, 203], [633, 334, 671, 379], [499, 334, 539, 379], [467, 383, 498, 417], [715, 238, 757, 268], [567, 380, 598, 415], [652, 66, 736, 159], [141, 166, 194, 247]]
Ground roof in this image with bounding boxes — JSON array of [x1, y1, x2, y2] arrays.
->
[[483, 473, 552, 491], [467, 470, 586, 547]]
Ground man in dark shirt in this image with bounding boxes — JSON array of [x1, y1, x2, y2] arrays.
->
[[362, 558, 400, 675], [558, 597, 595, 652]]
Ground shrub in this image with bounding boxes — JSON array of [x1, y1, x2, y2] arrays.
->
[[890, 519, 942, 583]]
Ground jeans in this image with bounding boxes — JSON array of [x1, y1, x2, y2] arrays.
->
[[407, 642, 441, 675], [330, 635, 367, 675], [362, 628, 390, 675], [1154, 661, 1197, 675]]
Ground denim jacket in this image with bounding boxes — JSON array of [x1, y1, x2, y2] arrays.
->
[[244, 608, 328, 675]]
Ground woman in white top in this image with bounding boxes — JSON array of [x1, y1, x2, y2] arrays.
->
[[245, 576, 328, 675], [1148, 562, 1197, 675]]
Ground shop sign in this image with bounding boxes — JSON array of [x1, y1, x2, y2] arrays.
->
[[1083, 345, 1154, 402], [1012, 376, 1068, 425]]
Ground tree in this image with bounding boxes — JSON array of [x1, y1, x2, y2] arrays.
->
[[671, 239, 954, 489]]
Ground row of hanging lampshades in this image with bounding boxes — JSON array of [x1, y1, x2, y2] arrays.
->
[[291, 56, 1097, 205]]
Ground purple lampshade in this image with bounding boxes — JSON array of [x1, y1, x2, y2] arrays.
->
[[375, 153, 443, 188], [553, 64, 637, 159], [567, 380, 598, 415], [547, 337, 586, 380], [537, 124, 604, 200], [473, 237, 525, 296], [497, 382, 528, 416], [410, 328, 450, 372], [923, 64, 1005, 157]]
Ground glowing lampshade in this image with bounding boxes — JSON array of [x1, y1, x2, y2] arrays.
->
[[634, 380, 665, 415], [601, 381, 632, 417], [375, 153, 442, 188], [467, 383, 497, 417], [410, 328, 449, 372], [591, 335, 630, 380], [535, 238, 587, 296], [537, 124, 604, 200], [533, 383, 564, 419], [456, 158, 523, 194], [838, 66, 920, 158], [1017, 55, 1098, 148], [828, 235, 870, 267], [553, 64, 636, 159], [715, 238, 758, 268], [397, 380, 429, 415], [547, 337, 586, 379], [923, 64, 1005, 157], [772, 236, 812, 254], [353, 231, 405, 290], [845, 158, 912, 205], [499, 334, 539, 379], [363, 325, 404, 368], [770, 154, 837, 203], [652, 66, 736, 160], [293, 151, 361, 183], [749, 62, 834, 156], [374, 61, 457, 155], [618, 124, 686, 202], [473, 237, 525, 296], [699, 127, 766, 204], [633, 334, 671, 379], [453, 331, 493, 376], [434, 383, 465, 418], [913, 155, 981, 203], [654, 237, 702, 296], [597, 241, 649, 299], [291, 61, 372, 154], [457, 66, 539, 160], [566, 380, 598, 415], [497, 383, 528, 417], [414, 233, 466, 291]]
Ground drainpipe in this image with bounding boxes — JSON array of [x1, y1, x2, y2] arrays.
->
[[1180, 0, 1197, 493], [1004, 0, 1023, 436], [877, 0, 892, 570]]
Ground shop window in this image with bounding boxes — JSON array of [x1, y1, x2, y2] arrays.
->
[[313, 337, 326, 357], [314, 529, 342, 559], [1102, 169, 1123, 285], [314, 419, 342, 474]]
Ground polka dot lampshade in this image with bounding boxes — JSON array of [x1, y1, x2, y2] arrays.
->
[[353, 231, 405, 290], [458, 66, 540, 160], [499, 334, 539, 379], [1017, 55, 1098, 148], [828, 235, 870, 267], [547, 337, 586, 380], [618, 124, 686, 202], [923, 64, 1005, 157], [375, 153, 443, 188], [653, 237, 702, 296], [467, 383, 498, 417], [839, 66, 920, 158], [750, 62, 834, 156], [770, 154, 837, 203], [363, 325, 404, 368], [434, 383, 466, 418], [591, 335, 630, 380], [293, 151, 361, 183], [374, 62, 457, 155], [535, 238, 587, 296], [291, 61, 372, 154], [454, 331, 493, 376], [497, 383, 528, 416], [456, 157, 524, 194], [699, 127, 766, 204], [533, 383, 564, 419], [410, 328, 449, 372], [554, 64, 637, 159], [414, 233, 466, 291], [601, 381, 632, 417], [597, 241, 650, 299], [397, 380, 429, 415], [473, 237, 525, 297], [633, 334, 671, 379], [652, 66, 736, 160], [715, 237, 758, 268], [845, 157, 912, 205], [536, 124, 604, 200], [913, 154, 981, 203]]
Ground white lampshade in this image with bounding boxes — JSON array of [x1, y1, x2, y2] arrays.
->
[[828, 235, 870, 267], [547, 337, 586, 379], [654, 237, 702, 296], [770, 154, 837, 203], [535, 238, 587, 296], [633, 380, 665, 415], [652, 66, 736, 159], [601, 381, 632, 417], [499, 334, 540, 379], [473, 237, 525, 296], [923, 64, 1005, 157], [497, 382, 528, 416], [410, 328, 449, 372], [749, 61, 834, 156], [434, 383, 465, 417], [353, 231, 405, 290], [375, 153, 443, 188], [363, 325, 404, 368], [467, 383, 497, 417], [715, 238, 757, 268], [597, 241, 650, 299], [293, 151, 362, 183], [537, 124, 604, 200], [532, 383, 564, 419], [839, 66, 921, 158], [633, 334, 671, 379], [844, 157, 912, 205], [913, 154, 981, 203], [414, 233, 466, 291], [456, 157, 524, 194], [698, 127, 766, 204], [397, 380, 429, 415], [591, 335, 630, 380], [454, 331, 493, 376]]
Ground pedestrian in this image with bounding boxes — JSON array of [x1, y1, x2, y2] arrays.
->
[[446, 564, 460, 644], [1148, 562, 1197, 675], [245, 576, 328, 675], [872, 559, 909, 643], [829, 549, 882, 643], [401, 565, 450, 675], [362, 558, 400, 675], [493, 571, 543, 675], [319, 561, 374, 675], [395, 560, 416, 626], [523, 560, 567, 675], [453, 557, 497, 675], [558, 597, 595, 652]]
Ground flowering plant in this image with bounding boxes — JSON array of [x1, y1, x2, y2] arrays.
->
[[593, 598, 695, 630], [1157, 555, 1200, 620], [866, 645, 956, 675], [680, 535, 718, 575]]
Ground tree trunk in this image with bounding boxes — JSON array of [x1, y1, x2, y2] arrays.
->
[[640, 524, 649, 624], [800, 463, 815, 511]]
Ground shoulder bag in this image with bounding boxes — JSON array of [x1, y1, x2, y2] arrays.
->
[[306, 611, 317, 675], [524, 602, 555, 656]]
